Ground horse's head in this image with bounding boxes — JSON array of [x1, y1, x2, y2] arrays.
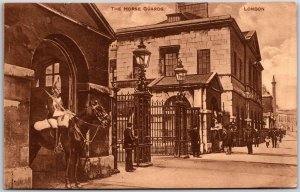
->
[[88, 100, 111, 128]]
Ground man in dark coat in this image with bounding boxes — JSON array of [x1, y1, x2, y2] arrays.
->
[[124, 122, 136, 172], [225, 127, 234, 155], [189, 126, 201, 158], [253, 129, 259, 147], [270, 129, 277, 148], [244, 126, 254, 154]]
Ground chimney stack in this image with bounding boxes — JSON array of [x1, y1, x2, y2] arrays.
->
[[176, 3, 208, 18]]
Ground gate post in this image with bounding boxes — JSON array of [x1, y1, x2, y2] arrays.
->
[[111, 82, 120, 174], [174, 97, 189, 158], [133, 92, 152, 167], [132, 39, 153, 167]]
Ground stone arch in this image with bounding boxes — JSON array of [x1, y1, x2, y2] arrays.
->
[[164, 95, 191, 108], [29, 34, 89, 181], [32, 34, 89, 84], [31, 34, 89, 115]]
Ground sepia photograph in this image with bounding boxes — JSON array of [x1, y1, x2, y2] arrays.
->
[[3, 1, 297, 189]]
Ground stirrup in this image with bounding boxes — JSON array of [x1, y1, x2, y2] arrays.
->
[[54, 142, 64, 153]]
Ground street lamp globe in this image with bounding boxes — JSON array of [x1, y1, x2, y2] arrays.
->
[[174, 59, 187, 84], [133, 39, 151, 68]]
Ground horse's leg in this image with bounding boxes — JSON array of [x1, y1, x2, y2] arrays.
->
[[74, 152, 81, 188], [29, 142, 41, 165], [64, 151, 72, 189]]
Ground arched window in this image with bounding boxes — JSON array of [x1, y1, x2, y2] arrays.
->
[[45, 63, 61, 87]]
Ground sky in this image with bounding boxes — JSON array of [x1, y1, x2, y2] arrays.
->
[[96, 2, 297, 110]]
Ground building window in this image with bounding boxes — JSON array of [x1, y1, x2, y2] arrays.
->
[[168, 16, 180, 23], [110, 59, 117, 81], [248, 60, 252, 85], [239, 58, 243, 82], [233, 52, 237, 77], [45, 62, 61, 87], [160, 46, 180, 76], [197, 49, 210, 74]]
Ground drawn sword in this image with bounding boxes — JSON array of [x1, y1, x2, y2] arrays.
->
[[43, 88, 76, 116]]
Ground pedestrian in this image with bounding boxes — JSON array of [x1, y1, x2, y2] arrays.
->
[[265, 136, 270, 148], [273, 129, 278, 148], [254, 129, 259, 147], [124, 122, 136, 172], [225, 126, 234, 155], [221, 128, 227, 152], [276, 135, 281, 148], [244, 126, 254, 154], [189, 125, 201, 158]]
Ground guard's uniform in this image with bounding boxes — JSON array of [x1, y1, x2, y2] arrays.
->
[[244, 128, 254, 154], [47, 95, 65, 128], [124, 123, 135, 172], [189, 128, 200, 157]]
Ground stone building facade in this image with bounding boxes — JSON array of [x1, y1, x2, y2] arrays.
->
[[277, 110, 297, 132], [262, 77, 275, 130], [262, 92, 275, 129], [110, 3, 263, 149], [4, 3, 115, 188]]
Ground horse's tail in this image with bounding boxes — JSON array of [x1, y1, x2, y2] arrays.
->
[[29, 124, 42, 165]]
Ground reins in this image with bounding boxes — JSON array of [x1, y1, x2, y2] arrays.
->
[[72, 106, 108, 144]]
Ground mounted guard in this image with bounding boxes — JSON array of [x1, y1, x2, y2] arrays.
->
[[34, 76, 74, 152]]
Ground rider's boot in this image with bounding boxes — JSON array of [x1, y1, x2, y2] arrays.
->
[[54, 127, 63, 153]]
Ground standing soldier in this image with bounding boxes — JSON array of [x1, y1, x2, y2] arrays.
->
[[189, 125, 201, 158], [244, 125, 254, 154], [124, 122, 136, 172]]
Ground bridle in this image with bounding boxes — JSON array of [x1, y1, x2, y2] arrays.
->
[[73, 103, 110, 144]]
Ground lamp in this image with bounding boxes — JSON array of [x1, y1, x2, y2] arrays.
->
[[174, 59, 187, 84], [133, 39, 151, 68], [132, 38, 152, 92]]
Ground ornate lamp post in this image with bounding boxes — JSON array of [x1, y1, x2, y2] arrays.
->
[[132, 39, 153, 167], [111, 80, 120, 174], [174, 59, 188, 158]]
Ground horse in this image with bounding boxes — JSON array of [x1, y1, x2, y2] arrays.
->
[[29, 102, 111, 188]]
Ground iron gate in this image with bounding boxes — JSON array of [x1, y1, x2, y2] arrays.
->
[[151, 100, 200, 156], [114, 93, 201, 161], [115, 93, 134, 162]]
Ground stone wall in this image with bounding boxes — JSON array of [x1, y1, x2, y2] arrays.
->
[[116, 27, 231, 81], [4, 64, 34, 189], [5, 3, 110, 86], [4, 4, 114, 188]]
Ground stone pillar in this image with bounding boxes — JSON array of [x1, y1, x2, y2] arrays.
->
[[4, 64, 34, 189]]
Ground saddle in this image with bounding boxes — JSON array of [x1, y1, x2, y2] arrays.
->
[[34, 119, 52, 131], [34, 113, 74, 131]]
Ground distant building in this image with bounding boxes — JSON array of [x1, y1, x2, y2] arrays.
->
[[262, 85, 275, 129], [277, 109, 297, 132], [111, 2, 263, 149]]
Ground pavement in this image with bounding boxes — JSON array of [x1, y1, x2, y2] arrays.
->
[[83, 131, 298, 189], [198, 131, 297, 165], [34, 131, 298, 189]]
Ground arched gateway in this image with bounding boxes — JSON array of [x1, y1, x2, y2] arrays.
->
[[30, 34, 89, 186]]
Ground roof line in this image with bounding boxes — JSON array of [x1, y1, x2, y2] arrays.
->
[[206, 72, 216, 84], [148, 76, 164, 87], [36, 3, 113, 40], [88, 3, 116, 39], [116, 15, 232, 35]]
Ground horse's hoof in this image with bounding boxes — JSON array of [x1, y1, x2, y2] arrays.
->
[[75, 183, 82, 188], [65, 183, 72, 189]]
